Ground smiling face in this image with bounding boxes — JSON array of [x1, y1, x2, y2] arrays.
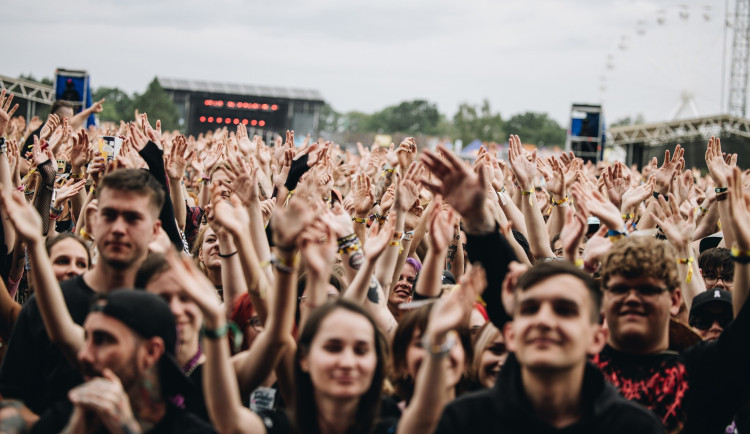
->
[[299, 309, 378, 400], [603, 275, 680, 354], [49, 237, 90, 282], [507, 274, 606, 373], [94, 189, 160, 270], [198, 226, 221, 270], [145, 269, 202, 357], [478, 333, 507, 389], [390, 263, 417, 306]]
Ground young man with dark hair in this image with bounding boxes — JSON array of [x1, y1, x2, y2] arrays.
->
[[33, 290, 214, 433], [421, 148, 663, 433], [688, 288, 733, 341], [0, 168, 164, 416], [436, 261, 662, 433], [698, 247, 734, 291]]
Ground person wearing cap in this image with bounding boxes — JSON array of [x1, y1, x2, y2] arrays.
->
[[0, 168, 165, 417], [32, 290, 215, 433], [689, 288, 733, 341]]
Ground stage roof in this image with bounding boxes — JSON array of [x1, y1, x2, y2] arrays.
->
[[157, 77, 324, 102]]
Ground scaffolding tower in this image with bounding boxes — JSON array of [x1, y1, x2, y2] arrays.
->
[[729, 0, 750, 117]]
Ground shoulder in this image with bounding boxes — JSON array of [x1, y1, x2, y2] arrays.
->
[[595, 382, 664, 432], [255, 409, 291, 434], [436, 387, 499, 430]]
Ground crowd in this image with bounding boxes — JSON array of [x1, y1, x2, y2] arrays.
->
[[0, 90, 746, 433]]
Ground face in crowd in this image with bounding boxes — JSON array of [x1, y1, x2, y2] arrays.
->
[[93, 188, 161, 270], [48, 236, 90, 282], [507, 272, 606, 373], [473, 324, 507, 389], [390, 262, 417, 307]]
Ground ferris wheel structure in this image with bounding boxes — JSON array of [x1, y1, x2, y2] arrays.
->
[[598, 3, 735, 123]]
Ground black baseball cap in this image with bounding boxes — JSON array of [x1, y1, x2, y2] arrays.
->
[[689, 288, 733, 328], [89, 289, 190, 395]]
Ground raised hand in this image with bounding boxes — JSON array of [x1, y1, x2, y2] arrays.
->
[[507, 134, 537, 191], [69, 130, 92, 171], [364, 217, 396, 261], [351, 172, 374, 218], [236, 123, 254, 155], [601, 162, 631, 209], [571, 183, 622, 231], [31, 136, 53, 167], [209, 184, 250, 236], [621, 178, 654, 214], [128, 121, 150, 151], [165, 135, 193, 181], [425, 264, 486, 337], [54, 179, 87, 208], [428, 198, 456, 251], [726, 167, 750, 250], [227, 156, 259, 207], [559, 207, 587, 259], [0, 89, 19, 136], [271, 193, 315, 250], [203, 142, 224, 175], [705, 136, 734, 188], [0, 188, 43, 243], [652, 144, 684, 194], [395, 162, 423, 212], [652, 193, 695, 251], [39, 114, 60, 140], [272, 147, 293, 191], [298, 219, 337, 276], [420, 146, 481, 216], [396, 137, 417, 172]]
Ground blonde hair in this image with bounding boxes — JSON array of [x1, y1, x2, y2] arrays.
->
[[470, 322, 502, 383], [600, 236, 680, 291]]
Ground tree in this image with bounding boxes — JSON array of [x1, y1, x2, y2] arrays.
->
[[319, 103, 342, 133], [504, 112, 566, 147], [92, 87, 133, 123], [340, 111, 372, 133], [610, 113, 645, 127], [367, 100, 442, 135], [18, 73, 53, 86], [131, 78, 180, 131], [452, 99, 505, 145]]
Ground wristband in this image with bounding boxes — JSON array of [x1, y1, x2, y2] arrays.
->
[[714, 187, 728, 194], [202, 323, 229, 339], [716, 192, 728, 202], [79, 228, 95, 242], [218, 250, 238, 258], [606, 229, 627, 242], [422, 332, 456, 357], [698, 206, 709, 215], [574, 258, 584, 268], [652, 191, 669, 201], [551, 196, 570, 207], [402, 230, 415, 241], [352, 216, 367, 224], [0, 138, 6, 155], [383, 166, 395, 173], [730, 246, 750, 258], [389, 240, 401, 247], [622, 213, 634, 220], [676, 256, 694, 283], [521, 190, 534, 206], [338, 243, 361, 254], [270, 254, 298, 273], [392, 232, 403, 240]]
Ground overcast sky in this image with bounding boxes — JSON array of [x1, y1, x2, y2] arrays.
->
[[2, 0, 728, 126]]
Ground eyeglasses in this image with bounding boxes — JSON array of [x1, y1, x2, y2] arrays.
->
[[605, 284, 669, 297], [702, 275, 734, 288], [691, 312, 733, 330]]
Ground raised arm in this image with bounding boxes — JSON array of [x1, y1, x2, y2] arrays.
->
[[399, 265, 485, 434], [413, 197, 454, 299], [0, 189, 84, 363], [69, 98, 105, 131], [507, 135, 555, 260]]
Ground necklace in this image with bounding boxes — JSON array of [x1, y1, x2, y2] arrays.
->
[[182, 346, 203, 377]]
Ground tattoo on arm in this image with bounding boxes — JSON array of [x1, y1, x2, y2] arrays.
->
[[372, 171, 394, 203], [348, 252, 363, 270], [446, 245, 457, 270], [366, 277, 380, 304]]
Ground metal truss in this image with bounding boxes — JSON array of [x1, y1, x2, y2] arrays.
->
[[0, 74, 54, 105], [606, 114, 750, 147]]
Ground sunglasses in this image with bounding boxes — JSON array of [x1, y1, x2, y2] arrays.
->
[[691, 312, 733, 330]]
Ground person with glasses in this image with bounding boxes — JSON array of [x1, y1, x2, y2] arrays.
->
[[698, 247, 734, 291], [688, 288, 733, 341], [595, 234, 749, 433]]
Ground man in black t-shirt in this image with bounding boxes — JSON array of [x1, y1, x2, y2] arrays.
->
[[0, 169, 165, 416]]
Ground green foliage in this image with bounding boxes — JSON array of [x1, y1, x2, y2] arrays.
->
[[452, 99, 505, 145], [18, 73, 53, 86], [131, 78, 180, 131], [366, 100, 442, 135], [504, 112, 566, 147], [92, 87, 133, 123], [610, 114, 645, 127], [319, 103, 342, 133], [340, 111, 372, 133]]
